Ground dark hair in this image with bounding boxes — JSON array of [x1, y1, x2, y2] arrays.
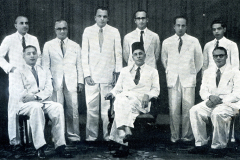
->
[[15, 16, 28, 24], [213, 46, 227, 55], [95, 6, 109, 16], [173, 15, 188, 25], [23, 45, 37, 52], [55, 19, 68, 28], [134, 10, 148, 19], [211, 19, 226, 28]]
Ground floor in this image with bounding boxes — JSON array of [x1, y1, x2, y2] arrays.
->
[[1, 125, 240, 160]]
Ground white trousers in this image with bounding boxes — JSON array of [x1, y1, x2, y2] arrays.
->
[[18, 101, 66, 150], [109, 93, 141, 146], [85, 83, 112, 141], [190, 101, 234, 149], [168, 77, 195, 142], [52, 77, 80, 142]]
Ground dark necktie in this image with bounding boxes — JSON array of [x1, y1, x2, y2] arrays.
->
[[22, 36, 26, 49], [31, 66, 39, 87], [140, 31, 144, 44], [178, 37, 182, 53], [99, 28, 103, 52], [134, 67, 141, 85], [61, 40, 65, 56], [215, 40, 219, 48], [216, 69, 221, 87]]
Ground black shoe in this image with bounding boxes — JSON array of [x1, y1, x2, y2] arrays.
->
[[56, 145, 74, 158], [209, 148, 227, 157], [113, 149, 129, 158], [166, 141, 179, 152], [188, 145, 209, 154], [37, 147, 46, 159], [123, 134, 133, 143]]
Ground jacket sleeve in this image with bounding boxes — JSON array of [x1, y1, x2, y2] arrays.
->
[[76, 44, 84, 84], [229, 42, 239, 70], [123, 35, 130, 64], [114, 29, 122, 72], [154, 34, 161, 61], [42, 42, 51, 70], [111, 69, 124, 96], [146, 69, 160, 99], [202, 44, 209, 71], [0, 36, 13, 73], [199, 70, 211, 100], [161, 40, 168, 69], [194, 39, 203, 73], [81, 28, 91, 78]]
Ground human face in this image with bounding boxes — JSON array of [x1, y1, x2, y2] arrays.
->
[[95, 9, 109, 28], [134, 11, 148, 30], [15, 17, 29, 36], [55, 21, 68, 40], [23, 47, 38, 66], [174, 18, 187, 37], [132, 49, 146, 66], [213, 49, 227, 68], [212, 23, 226, 40]]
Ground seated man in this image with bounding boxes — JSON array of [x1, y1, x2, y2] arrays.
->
[[15, 45, 73, 159], [105, 42, 160, 158], [189, 47, 240, 157]]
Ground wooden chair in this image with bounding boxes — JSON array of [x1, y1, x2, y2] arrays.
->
[[106, 96, 159, 151]]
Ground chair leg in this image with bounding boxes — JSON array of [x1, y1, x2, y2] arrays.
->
[[24, 119, 29, 146], [19, 117, 24, 147]]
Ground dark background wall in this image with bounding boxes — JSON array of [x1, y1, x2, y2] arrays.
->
[[0, 0, 240, 144]]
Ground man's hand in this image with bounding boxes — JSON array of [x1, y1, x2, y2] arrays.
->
[[105, 93, 114, 100], [85, 76, 95, 86], [22, 94, 35, 103], [206, 100, 215, 108], [209, 95, 222, 105], [10, 67, 17, 73], [142, 94, 149, 108], [77, 83, 84, 93]]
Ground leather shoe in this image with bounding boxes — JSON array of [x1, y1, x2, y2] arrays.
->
[[123, 134, 133, 143], [188, 145, 208, 154], [37, 148, 46, 159], [56, 146, 74, 158], [113, 149, 129, 158], [209, 148, 227, 157]]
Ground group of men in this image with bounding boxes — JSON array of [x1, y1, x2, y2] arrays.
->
[[0, 5, 239, 159]]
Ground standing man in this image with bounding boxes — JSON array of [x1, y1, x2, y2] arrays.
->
[[42, 20, 83, 144], [161, 16, 203, 146], [82, 6, 122, 142], [202, 19, 239, 71], [123, 10, 160, 69], [0, 16, 41, 147]]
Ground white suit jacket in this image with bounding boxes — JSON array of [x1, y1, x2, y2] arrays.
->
[[42, 38, 83, 92], [161, 34, 203, 88], [202, 37, 239, 71], [200, 65, 240, 103], [123, 28, 160, 69], [82, 24, 122, 83], [0, 32, 41, 74], [15, 64, 53, 111], [111, 64, 160, 102]]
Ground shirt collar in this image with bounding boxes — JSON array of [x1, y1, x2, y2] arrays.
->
[[130, 63, 145, 71], [136, 27, 148, 35], [214, 36, 226, 44], [216, 64, 226, 73], [95, 23, 107, 31], [174, 33, 186, 40], [26, 64, 37, 71], [16, 31, 28, 40], [57, 37, 68, 44]]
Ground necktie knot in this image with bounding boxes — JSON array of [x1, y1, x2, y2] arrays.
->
[[22, 36, 26, 48], [99, 28, 103, 33], [134, 67, 141, 85], [140, 31, 144, 44], [178, 37, 182, 53], [215, 40, 219, 48]]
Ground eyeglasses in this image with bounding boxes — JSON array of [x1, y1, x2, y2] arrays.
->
[[213, 54, 226, 58], [55, 27, 67, 31], [135, 17, 147, 20]]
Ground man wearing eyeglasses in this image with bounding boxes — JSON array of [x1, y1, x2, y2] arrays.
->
[[123, 10, 160, 69], [82, 6, 122, 142], [202, 19, 239, 71], [189, 46, 240, 157], [42, 19, 84, 145], [0, 16, 41, 149], [161, 16, 203, 148]]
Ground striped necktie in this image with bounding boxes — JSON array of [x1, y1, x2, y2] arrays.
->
[[134, 67, 141, 85], [31, 66, 39, 87], [178, 37, 182, 53]]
